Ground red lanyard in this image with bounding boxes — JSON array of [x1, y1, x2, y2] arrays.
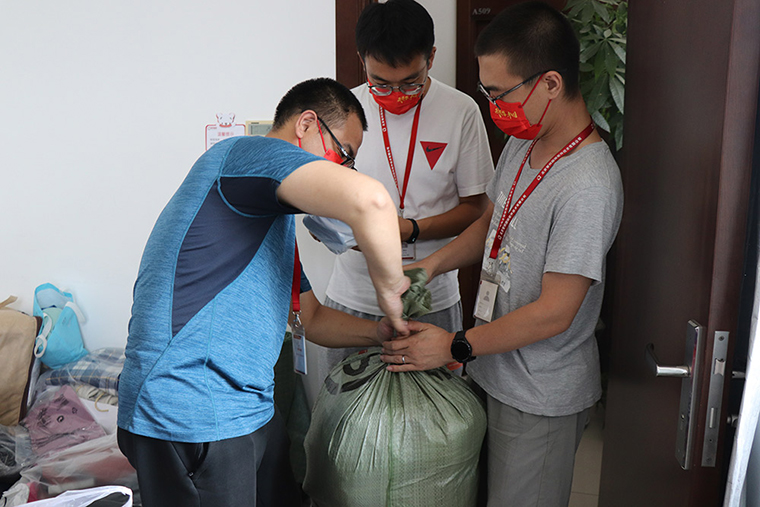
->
[[489, 121, 595, 259], [292, 240, 301, 313], [379, 100, 423, 215]]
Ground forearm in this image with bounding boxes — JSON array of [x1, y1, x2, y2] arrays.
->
[[467, 273, 593, 355], [278, 162, 408, 325], [466, 301, 573, 356], [303, 305, 380, 348], [423, 203, 492, 279], [400, 194, 488, 242], [347, 192, 405, 295]]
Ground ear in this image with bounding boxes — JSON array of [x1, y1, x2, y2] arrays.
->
[[294, 110, 319, 140], [427, 47, 437, 70], [543, 71, 563, 100]]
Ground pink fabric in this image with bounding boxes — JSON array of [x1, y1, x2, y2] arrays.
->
[[24, 385, 106, 456]]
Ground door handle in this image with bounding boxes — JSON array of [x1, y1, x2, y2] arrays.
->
[[644, 321, 704, 470], [646, 343, 691, 378]]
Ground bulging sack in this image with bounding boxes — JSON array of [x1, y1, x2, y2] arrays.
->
[[303, 349, 486, 507], [32, 284, 88, 370]]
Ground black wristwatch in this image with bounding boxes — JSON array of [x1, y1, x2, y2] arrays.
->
[[451, 330, 476, 363], [407, 218, 420, 244]]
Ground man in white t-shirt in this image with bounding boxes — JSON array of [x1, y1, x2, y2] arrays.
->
[[311, 0, 494, 380]]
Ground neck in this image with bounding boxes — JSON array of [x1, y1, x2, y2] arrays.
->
[[266, 127, 294, 145], [534, 99, 599, 154]]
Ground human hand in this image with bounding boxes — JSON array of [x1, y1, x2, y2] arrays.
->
[[376, 276, 411, 336], [375, 317, 397, 344], [404, 257, 436, 284], [380, 321, 454, 372]]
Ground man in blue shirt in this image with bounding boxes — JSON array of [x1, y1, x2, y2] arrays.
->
[[117, 78, 410, 507]]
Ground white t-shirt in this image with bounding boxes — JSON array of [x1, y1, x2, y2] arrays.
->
[[326, 78, 494, 314]]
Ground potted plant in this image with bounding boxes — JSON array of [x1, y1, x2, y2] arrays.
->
[[566, 0, 628, 151]]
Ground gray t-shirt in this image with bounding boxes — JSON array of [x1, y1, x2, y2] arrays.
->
[[467, 137, 623, 417]]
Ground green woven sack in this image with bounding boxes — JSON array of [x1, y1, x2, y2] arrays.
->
[[303, 349, 486, 507]]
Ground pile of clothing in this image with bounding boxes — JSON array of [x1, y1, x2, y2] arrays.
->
[[0, 349, 138, 506]]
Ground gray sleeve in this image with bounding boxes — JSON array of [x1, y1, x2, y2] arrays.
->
[[543, 185, 622, 284]]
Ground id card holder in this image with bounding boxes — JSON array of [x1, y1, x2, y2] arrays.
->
[[474, 279, 498, 322], [291, 312, 307, 375], [401, 241, 416, 260]]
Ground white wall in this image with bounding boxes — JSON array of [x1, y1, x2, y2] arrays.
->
[[1, 1, 336, 349], [419, 0, 457, 88], [1, 0, 457, 352]]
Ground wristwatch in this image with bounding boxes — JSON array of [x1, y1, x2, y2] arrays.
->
[[451, 330, 476, 363], [407, 218, 420, 244]]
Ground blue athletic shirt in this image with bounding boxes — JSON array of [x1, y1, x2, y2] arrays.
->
[[118, 136, 320, 443]]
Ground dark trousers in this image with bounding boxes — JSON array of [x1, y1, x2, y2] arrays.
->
[[117, 411, 300, 507]]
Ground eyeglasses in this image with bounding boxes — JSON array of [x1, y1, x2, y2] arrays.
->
[[367, 81, 426, 97], [477, 70, 549, 106], [318, 118, 356, 169]]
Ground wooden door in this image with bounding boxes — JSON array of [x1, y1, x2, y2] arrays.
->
[[599, 0, 760, 505]]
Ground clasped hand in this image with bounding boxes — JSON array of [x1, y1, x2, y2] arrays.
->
[[379, 321, 454, 372]]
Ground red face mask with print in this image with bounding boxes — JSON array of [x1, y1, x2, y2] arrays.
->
[[369, 81, 422, 115], [490, 75, 551, 140]]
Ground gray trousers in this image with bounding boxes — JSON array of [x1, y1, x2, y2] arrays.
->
[[483, 393, 590, 507], [309, 297, 463, 384]]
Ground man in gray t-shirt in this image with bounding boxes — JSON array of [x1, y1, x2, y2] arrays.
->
[[380, 3, 623, 506]]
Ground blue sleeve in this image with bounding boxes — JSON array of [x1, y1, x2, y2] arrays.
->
[[219, 137, 322, 216]]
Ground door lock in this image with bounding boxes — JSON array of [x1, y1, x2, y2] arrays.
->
[[645, 320, 704, 470]]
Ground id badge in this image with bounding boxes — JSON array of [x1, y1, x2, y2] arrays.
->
[[401, 241, 416, 260], [291, 313, 307, 375], [473, 279, 498, 322]]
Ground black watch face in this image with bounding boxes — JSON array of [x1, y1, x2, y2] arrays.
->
[[452, 339, 470, 362]]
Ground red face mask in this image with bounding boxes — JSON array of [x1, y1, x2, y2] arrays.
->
[[369, 80, 422, 115], [490, 75, 551, 140], [298, 121, 344, 164]]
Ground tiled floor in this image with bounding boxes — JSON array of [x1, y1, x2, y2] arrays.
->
[[569, 403, 605, 507]]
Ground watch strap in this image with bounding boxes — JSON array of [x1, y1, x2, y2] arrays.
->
[[407, 218, 420, 244]]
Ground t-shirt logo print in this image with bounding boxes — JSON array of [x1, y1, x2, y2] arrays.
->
[[420, 141, 447, 170]]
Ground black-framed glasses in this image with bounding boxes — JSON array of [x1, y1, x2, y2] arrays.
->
[[367, 81, 426, 97], [318, 118, 356, 169], [478, 70, 549, 106]]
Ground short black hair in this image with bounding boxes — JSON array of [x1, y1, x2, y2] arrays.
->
[[475, 1, 580, 98], [272, 77, 368, 131], [355, 0, 434, 67]]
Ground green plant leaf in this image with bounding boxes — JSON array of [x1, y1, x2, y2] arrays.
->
[[609, 76, 625, 114], [605, 43, 619, 78], [581, 41, 602, 63], [609, 41, 626, 64], [593, 1, 612, 23], [582, 3, 595, 24], [587, 75, 609, 113], [592, 110, 611, 132], [594, 45, 609, 80], [580, 62, 594, 72], [614, 123, 624, 150]]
